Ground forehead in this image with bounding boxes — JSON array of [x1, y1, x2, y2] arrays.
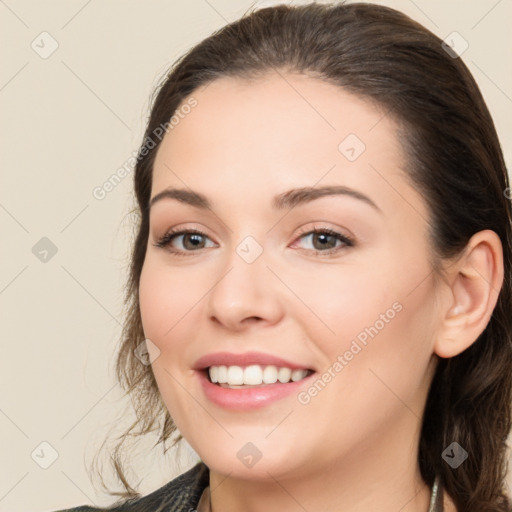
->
[[155, 71, 400, 168], [151, 72, 422, 218]]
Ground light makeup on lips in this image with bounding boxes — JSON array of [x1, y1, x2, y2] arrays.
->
[[193, 351, 317, 410]]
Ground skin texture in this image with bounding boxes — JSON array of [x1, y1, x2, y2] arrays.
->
[[139, 72, 502, 512]]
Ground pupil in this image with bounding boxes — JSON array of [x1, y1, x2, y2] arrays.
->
[[185, 234, 204, 249], [314, 233, 335, 250]]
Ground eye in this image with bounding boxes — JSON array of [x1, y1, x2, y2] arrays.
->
[[153, 228, 216, 255], [292, 227, 354, 255], [153, 226, 355, 257]]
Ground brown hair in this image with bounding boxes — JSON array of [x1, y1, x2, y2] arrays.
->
[[100, 2, 512, 510]]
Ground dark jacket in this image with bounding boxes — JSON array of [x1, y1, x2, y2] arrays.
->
[[54, 462, 209, 512]]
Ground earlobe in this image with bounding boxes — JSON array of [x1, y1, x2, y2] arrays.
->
[[434, 230, 504, 359]]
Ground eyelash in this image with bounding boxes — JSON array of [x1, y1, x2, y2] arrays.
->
[[153, 226, 354, 257]]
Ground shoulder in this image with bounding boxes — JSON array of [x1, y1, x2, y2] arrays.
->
[[54, 462, 209, 512]]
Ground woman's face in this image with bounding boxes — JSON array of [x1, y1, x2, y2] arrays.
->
[[139, 72, 442, 481]]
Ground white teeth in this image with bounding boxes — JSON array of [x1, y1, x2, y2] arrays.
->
[[291, 369, 307, 382], [278, 367, 292, 383], [244, 365, 263, 385], [207, 364, 311, 386], [217, 365, 228, 384], [262, 365, 278, 384], [227, 365, 244, 385]]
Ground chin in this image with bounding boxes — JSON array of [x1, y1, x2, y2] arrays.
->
[[196, 440, 310, 482]]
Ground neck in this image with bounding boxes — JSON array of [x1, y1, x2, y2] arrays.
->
[[208, 411, 433, 512]]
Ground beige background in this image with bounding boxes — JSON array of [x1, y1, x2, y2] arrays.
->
[[1, 1, 511, 510]]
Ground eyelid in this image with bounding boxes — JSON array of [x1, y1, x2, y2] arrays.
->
[[153, 221, 356, 259], [293, 222, 354, 240], [290, 224, 355, 254], [153, 226, 216, 252]]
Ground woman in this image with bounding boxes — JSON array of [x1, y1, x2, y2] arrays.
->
[[56, 2, 512, 511]]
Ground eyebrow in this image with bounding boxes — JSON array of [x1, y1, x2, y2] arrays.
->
[[148, 185, 381, 213]]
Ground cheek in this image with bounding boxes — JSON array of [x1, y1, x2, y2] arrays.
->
[[285, 244, 436, 378], [138, 255, 201, 347], [284, 259, 400, 350], [138, 257, 201, 425], [332, 266, 438, 410]]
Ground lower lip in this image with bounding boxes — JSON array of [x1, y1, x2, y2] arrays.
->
[[197, 370, 316, 410]]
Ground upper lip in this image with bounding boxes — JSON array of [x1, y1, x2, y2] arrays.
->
[[193, 351, 315, 371]]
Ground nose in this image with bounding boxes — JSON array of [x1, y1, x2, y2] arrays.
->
[[206, 245, 285, 332]]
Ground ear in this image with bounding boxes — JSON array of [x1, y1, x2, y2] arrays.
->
[[434, 229, 504, 359]]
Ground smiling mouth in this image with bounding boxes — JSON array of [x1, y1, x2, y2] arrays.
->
[[204, 364, 315, 388]]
